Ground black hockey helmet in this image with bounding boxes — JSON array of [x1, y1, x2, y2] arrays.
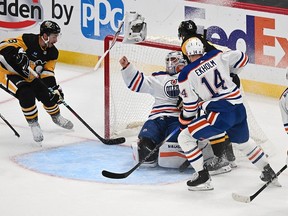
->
[[178, 20, 197, 39], [40, 20, 61, 36]]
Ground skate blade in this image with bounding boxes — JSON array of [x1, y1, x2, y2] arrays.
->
[[31, 140, 43, 147], [271, 179, 282, 187], [229, 161, 237, 168], [188, 183, 214, 191], [209, 165, 232, 176]]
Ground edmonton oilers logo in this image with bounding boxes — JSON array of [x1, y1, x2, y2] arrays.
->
[[164, 79, 179, 98]]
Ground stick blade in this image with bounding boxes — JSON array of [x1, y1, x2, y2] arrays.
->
[[102, 170, 128, 179], [232, 193, 251, 203], [102, 137, 126, 145]]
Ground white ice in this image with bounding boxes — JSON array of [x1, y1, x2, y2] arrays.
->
[[0, 63, 288, 216]]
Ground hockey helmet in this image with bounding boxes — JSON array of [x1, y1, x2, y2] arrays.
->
[[182, 37, 204, 56], [178, 20, 197, 39], [40, 20, 61, 36], [165, 51, 187, 75]]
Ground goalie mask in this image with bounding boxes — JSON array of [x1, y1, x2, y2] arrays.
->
[[123, 11, 147, 44], [165, 51, 186, 75]]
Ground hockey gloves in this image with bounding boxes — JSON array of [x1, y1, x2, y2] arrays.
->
[[179, 111, 195, 130], [230, 73, 241, 88], [14, 48, 30, 78], [48, 85, 64, 104]]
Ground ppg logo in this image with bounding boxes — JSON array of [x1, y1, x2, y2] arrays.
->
[[81, 0, 124, 40]]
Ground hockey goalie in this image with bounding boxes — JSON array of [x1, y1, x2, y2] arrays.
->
[[119, 49, 234, 174]]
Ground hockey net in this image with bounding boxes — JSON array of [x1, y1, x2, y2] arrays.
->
[[103, 35, 273, 155]]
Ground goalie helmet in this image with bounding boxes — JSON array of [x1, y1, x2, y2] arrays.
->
[[178, 20, 197, 39], [183, 37, 204, 56], [40, 20, 61, 36], [165, 51, 186, 75]]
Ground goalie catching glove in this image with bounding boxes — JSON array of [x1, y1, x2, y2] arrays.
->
[[48, 85, 64, 104], [123, 11, 147, 44]]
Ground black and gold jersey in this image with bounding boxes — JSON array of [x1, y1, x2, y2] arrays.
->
[[22, 33, 58, 76], [0, 33, 58, 80]]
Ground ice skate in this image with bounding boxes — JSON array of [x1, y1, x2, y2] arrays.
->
[[260, 164, 281, 187], [28, 120, 44, 143], [204, 156, 232, 176], [141, 160, 157, 168], [139, 149, 157, 168], [225, 142, 237, 168], [51, 113, 73, 129], [138, 138, 158, 168], [187, 169, 213, 191]]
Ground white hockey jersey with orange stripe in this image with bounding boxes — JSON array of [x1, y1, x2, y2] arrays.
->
[[178, 49, 248, 119], [121, 63, 182, 119]]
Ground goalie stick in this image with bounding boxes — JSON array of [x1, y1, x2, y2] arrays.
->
[[28, 67, 125, 145], [0, 113, 20, 137], [102, 127, 180, 179], [94, 19, 124, 71], [232, 164, 287, 203]]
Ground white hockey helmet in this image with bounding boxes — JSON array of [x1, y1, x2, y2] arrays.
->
[[165, 51, 186, 75], [182, 37, 204, 56]]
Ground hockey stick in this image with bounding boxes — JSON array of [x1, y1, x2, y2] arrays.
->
[[0, 113, 20, 137], [102, 127, 180, 179], [61, 100, 125, 145], [28, 67, 125, 145], [94, 20, 125, 71], [232, 164, 287, 203]]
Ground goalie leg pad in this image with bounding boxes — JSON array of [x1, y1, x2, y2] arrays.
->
[[158, 142, 187, 168]]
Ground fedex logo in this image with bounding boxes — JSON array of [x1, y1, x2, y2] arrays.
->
[[185, 6, 288, 68], [81, 0, 124, 40]]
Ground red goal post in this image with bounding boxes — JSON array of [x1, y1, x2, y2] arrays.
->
[[104, 35, 181, 139]]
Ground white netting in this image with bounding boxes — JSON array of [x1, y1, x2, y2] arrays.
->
[[104, 35, 273, 155]]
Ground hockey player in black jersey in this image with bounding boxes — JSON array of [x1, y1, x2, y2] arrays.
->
[[0, 20, 73, 143]]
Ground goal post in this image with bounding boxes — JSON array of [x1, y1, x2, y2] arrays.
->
[[104, 35, 181, 139]]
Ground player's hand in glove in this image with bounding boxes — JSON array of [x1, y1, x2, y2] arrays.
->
[[179, 111, 195, 130], [48, 85, 64, 104], [230, 73, 241, 88], [14, 48, 30, 77]]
